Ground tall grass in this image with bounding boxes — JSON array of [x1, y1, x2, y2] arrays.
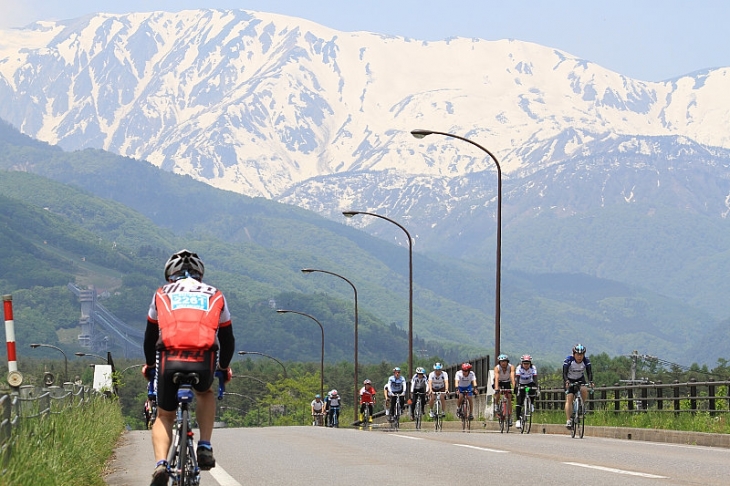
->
[[1, 395, 124, 486], [534, 410, 730, 434]]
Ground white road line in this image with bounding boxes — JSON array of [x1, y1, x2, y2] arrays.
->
[[392, 434, 423, 440], [563, 462, 667, 479], [209, 466, 242, 486], [453, 443, 508, 453]]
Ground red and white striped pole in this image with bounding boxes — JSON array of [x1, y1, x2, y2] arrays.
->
[[3, 295, 18, 373]]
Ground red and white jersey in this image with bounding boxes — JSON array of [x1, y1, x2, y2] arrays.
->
[[360, 385, 377, 403], [148, 277, 232, 351]]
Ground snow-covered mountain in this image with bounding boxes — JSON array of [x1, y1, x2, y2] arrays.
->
[[1, 9, 728, 199], [3, 8, 730, 324]]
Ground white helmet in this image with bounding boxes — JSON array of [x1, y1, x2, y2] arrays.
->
[[164, 249, 205, 281]]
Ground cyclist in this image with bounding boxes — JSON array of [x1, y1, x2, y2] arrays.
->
[[143, 250, 235, 486], [428, 362, 449, 418], [514, 354, 539, 429], [409, 367, 429, 420], [564, 344, 594, 428], [311, 394, 325, 424], [359, 379, 377, 423], [455, 362, 478, 420], [326, 389, 342, 427], [493, 354, 515, 426], [385, 367, 407, 422]]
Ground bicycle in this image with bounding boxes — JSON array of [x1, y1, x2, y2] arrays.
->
[[413, 394, 425, 430], [166, 370, 225, 486], [518, 385, 535, 434], [568, 383, 591, 439], [495, 389, 512, 433], [457, 391, 473, 432], [329, 406, 340, 428], [312, 412, 324, 426], [432, 391, 445, 432], [390, 393, 404, 431]]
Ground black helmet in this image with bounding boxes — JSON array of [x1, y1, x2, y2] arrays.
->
[[164, 249, 205, 281]]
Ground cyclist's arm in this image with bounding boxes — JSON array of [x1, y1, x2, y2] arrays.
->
[[585, 360, 594, 383], [143, 319, 159, 367], [562, 360, 570, 385], [493, 367, 500, 390], [510, 365, 516, 388], [217, 324, 235, 368]]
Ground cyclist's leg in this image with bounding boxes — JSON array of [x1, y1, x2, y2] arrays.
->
[[467, 391, 474, 419], [565, 383, 575, 425]]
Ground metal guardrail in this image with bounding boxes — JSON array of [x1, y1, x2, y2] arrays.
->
[[0, 384, 103, 464]]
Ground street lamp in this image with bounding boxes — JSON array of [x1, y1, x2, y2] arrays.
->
[[75, 352, 108, 363], [411, 128, 503, 359], [342, 211, 413, 380], [119, 363, 144, 375], [276, 309, 325, 397], [301, 268, 360, 423], [238, 351, 288, 378], [30, 343, 68, 384]]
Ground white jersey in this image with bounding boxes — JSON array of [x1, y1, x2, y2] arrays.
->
[[311, 399, 324, 412], [516, 365, 537, 385], [455, 370, 476, 388], [428, 370, 448, 391]]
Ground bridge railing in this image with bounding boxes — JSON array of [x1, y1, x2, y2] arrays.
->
[[536, 379, 730, 414]]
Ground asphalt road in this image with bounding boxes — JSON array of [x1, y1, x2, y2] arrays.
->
[[105, 426, 729, 485]]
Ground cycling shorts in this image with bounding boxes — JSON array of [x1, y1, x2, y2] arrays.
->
[[496, 380, 512, 391], [156, 350, 216, 412], [458, 385, 474, 396]]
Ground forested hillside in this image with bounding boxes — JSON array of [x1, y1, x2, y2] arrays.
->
[[0, 119, 726, 366]]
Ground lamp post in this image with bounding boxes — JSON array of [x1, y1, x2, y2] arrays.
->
[[411, 129, 503, 359], [301, 268, 360, 423], [238, 351, 288, 378], [342, 211, 413, 380], [120, 363, 144, 375], [30, 343, 68, 384], [74, 352, 107, 363], [276, 309, 325, 397]]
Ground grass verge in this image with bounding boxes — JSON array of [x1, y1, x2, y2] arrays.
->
[[533, 410, 730, 434], [1, 395, 124, 486]]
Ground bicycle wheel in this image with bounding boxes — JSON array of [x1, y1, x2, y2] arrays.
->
[[178, 409, 189, 484], [523, 395, 532, 434], [498, 397, 506, 433], [434, 400, 443, 431], [579, 399, 586, 439], [363, 407, 370, 426], [571, 396, 581, 439], [466, 400, 472, 432], [415, 398, 422, 430]]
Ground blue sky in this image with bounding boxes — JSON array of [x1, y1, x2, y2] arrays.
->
[[1, 0, 727, 82]]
